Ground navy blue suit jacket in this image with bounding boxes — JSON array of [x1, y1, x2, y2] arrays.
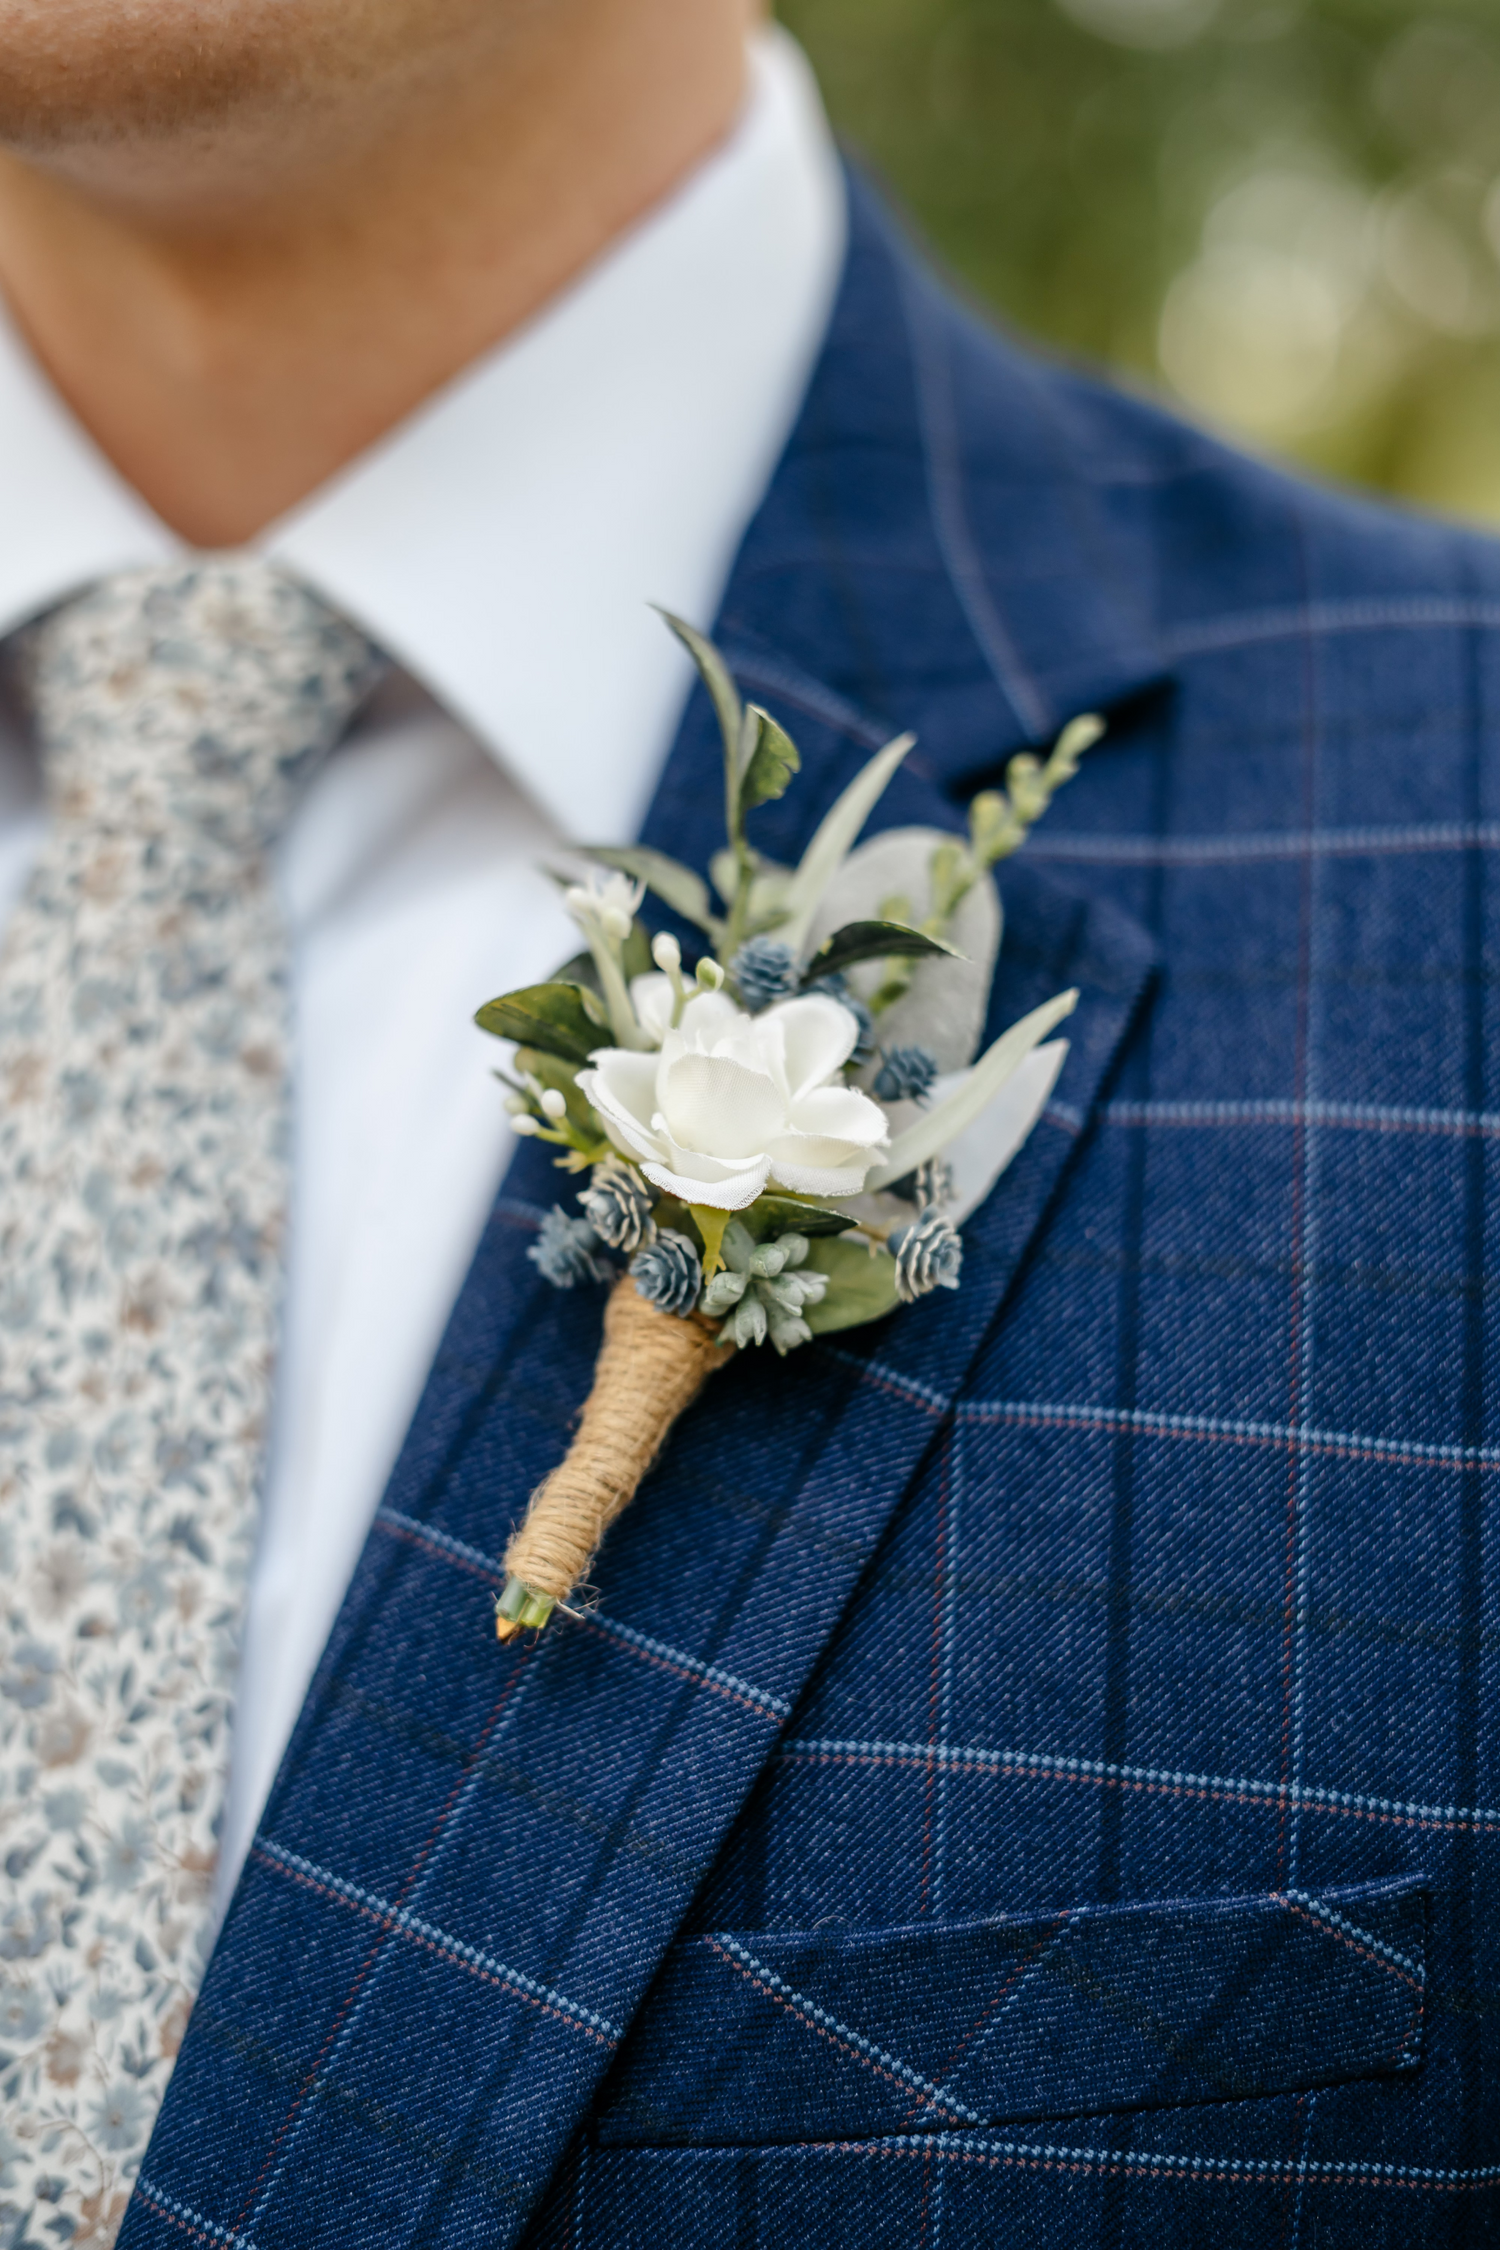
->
[[122, 175, 1500, 2249]]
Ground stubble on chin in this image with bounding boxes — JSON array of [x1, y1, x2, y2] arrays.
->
[[0, 0, 384, 155]]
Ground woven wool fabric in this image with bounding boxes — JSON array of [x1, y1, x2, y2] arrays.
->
[[121, 180, 1500, 2250], [0, 563, 379, 2245]]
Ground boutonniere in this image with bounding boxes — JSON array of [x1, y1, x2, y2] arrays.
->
[[479, 615, 1101, 1640]]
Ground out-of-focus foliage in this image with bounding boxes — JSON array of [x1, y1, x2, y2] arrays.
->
[[779, 0, 1500, 524]]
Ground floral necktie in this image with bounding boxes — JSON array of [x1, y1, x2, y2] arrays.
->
[[0, 560, 382, 2247]]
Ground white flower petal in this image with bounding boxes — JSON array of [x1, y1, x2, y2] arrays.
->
[[659, 1052, 787, 1159], [768, 1152, 880, 1198], [640, 1154, 770, 1210], [656, 1132, 768, 1186], [566, 869, 643, 929], [715, 1012, 787, 1086], [580, 1087, 664, 1170], [597, 1112, 655, 1164], [678, 990, 746, 1044], [767, 1127, 874, 1171], [765, 993, 858, 1100], [579, 977, 885, 1219], [787, 1083, 890, 1149], [718, 1008, 789, 1096], [579, 1051, 660, 1133]]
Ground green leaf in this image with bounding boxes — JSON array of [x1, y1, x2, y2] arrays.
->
[[866, 987, 1079, 1190], [739, 705, 801, 812], [581, 844, 720, 937], [552, 947, 601, 995], [741, 1195, 857, 1241], [474, 982, 607, 1064], [801, 1237, 901, 1334], [802, 919, 962, 984], [778, 732, 917, 957], [656, 609, 743, 758]]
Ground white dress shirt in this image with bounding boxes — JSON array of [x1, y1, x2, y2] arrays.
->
[[0, 27, 845, 1905]]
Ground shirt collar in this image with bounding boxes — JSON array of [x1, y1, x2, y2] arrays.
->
[[0, 28, 845, 844]]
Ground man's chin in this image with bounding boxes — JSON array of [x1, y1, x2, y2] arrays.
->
[[0, 0, 425, 160], [0, 8, 298, 154]]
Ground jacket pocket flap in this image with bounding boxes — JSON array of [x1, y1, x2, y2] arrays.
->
[[594, 1876, 1427, 2145]]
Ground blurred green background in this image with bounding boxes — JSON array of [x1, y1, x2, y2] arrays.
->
[[778, 0, 1500, 524]]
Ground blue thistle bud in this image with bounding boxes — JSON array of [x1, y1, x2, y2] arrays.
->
[[874, 1044, 939, 1104], [888, 1156, 956, 1208], [629, 1228, 703, 1318], [891, 1209, 963, 1304], [913, 1156, 955, 1211], [580, 1160, 655, 1254], [529, 1207, 615, 1289], [729, 936, 799, 1011]]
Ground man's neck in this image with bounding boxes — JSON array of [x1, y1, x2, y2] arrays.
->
[[0, 0, 752, 548]]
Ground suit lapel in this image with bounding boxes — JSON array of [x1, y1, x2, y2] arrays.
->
[[124, 179, 1162, 2250]]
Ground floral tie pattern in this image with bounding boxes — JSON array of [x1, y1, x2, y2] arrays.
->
[[0, 562, 381, 2248]]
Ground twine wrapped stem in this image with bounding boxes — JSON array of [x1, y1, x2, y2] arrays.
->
[[495, 1272, 730, 1639]]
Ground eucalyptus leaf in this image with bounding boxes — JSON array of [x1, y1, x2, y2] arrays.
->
[[778, 731, 917, 957], [709, 846, 739, 907], [581, 844, 720, 936], [801, 1236, 901, 1333], [474, 982, 607, 1064], [739, 705, 801, 812], [803, 919, 962, 984], [941, 1040, 1069, 1226], [742, 1195, 857, 1241], [866, 988, 1079, 1190], [656, 608, 743, 763]]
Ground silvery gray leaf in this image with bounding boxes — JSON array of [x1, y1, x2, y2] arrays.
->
[[866, 991, 1076, 1192], [804, 825, 1001, 1071]]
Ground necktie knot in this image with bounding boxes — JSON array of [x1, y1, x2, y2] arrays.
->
[[21, 557, 383, 856]]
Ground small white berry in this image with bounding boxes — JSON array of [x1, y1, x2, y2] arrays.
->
[[652, 931, 682, 974], [540, 1089, 567, 1121], [511, 1113, 540, 1136], [603, 905, 634, 942]]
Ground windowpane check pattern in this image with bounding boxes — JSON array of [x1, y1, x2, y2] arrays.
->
[[119, 182, 1500, 2250]]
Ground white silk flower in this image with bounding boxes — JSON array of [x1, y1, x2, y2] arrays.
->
[[578, 988, 890, 1211]]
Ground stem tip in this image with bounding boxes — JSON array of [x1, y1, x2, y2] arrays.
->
[[494, 1575, 558, 1641]]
